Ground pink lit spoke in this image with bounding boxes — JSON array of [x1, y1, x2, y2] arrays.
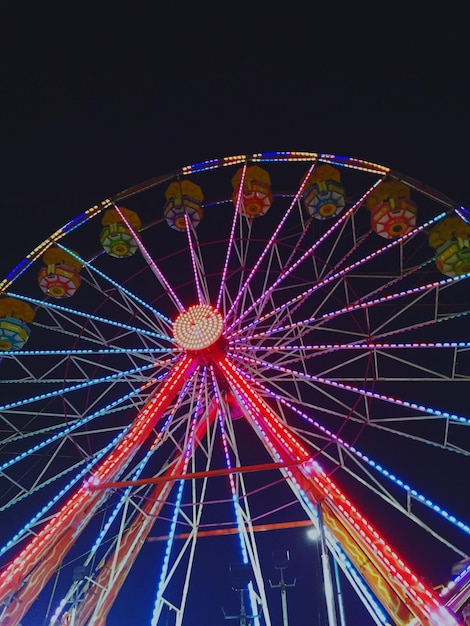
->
[[184, 213, 205, 305], [226, 178, 384, 335], [230, 340, 470, 353], [216, 162, 247, 311], [228, 268, 463, 348], [228, 350, 467, 424], [114, 204, 185, 312], [227, 212, 447, 343], [225, 161, 317, 326]]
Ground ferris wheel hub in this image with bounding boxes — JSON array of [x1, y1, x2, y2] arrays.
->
[[173, 304, 224, 351]]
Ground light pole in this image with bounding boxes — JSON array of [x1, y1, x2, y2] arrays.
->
[[269, 550, 296, 626], [223, 563, 258, 626]]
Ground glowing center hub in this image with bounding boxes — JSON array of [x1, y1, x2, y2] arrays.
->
[[173, 304, 224, 351]]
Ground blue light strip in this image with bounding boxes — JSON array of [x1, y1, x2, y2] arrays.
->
[[251, 377, 470, 538], [0, 347, 171, 357], [0, 362, 157, 412], [57, 244, 173, 326], [8, 292, 172, 342], [0, 434, 120, 557], [0, 382, 156, 473]]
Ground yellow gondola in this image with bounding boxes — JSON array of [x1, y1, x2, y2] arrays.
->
[[428, 215, 470, 276]]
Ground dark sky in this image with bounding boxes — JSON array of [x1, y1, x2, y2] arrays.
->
[[1, 4, 469, 279]]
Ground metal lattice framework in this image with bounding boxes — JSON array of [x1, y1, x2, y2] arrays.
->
[[0, 152, 470, 626]]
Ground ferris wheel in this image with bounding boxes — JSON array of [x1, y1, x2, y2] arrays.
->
[[1, 151, 470, 626]]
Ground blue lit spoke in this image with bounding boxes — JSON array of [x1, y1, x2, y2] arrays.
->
[[8, 292, 173, 342], [0, 362, 159, 412], [0, 382, 160, 473], [0, 434, 122, 557], [255, 379, 470, 541], [57, 244, 173, 328], [0, 347, 171, 358]]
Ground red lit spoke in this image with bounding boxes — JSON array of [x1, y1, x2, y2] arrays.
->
[[214, 354, 460, 626]]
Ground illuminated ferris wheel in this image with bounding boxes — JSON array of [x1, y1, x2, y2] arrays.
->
[[1, 151, 470, 626]]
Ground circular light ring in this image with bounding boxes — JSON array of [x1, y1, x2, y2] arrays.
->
[[173, 304, 224, 350]]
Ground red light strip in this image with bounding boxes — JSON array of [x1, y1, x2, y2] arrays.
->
[[0, 354, 197, 625], [77, 386, 223, 626], [214, 353, 462, 626]]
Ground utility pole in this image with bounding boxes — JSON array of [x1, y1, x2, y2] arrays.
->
[[223, 563, 258, 626], [269, 550, 296, 626]]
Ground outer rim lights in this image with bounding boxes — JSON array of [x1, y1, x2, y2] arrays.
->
[[173, 304, 224, 351]]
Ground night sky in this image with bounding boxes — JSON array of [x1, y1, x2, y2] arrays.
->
[[1, 4, 469, 626], [1, 4, 469, 278]]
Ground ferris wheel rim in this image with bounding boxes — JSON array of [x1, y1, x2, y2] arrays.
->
[[0, 150, 469, 626]]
